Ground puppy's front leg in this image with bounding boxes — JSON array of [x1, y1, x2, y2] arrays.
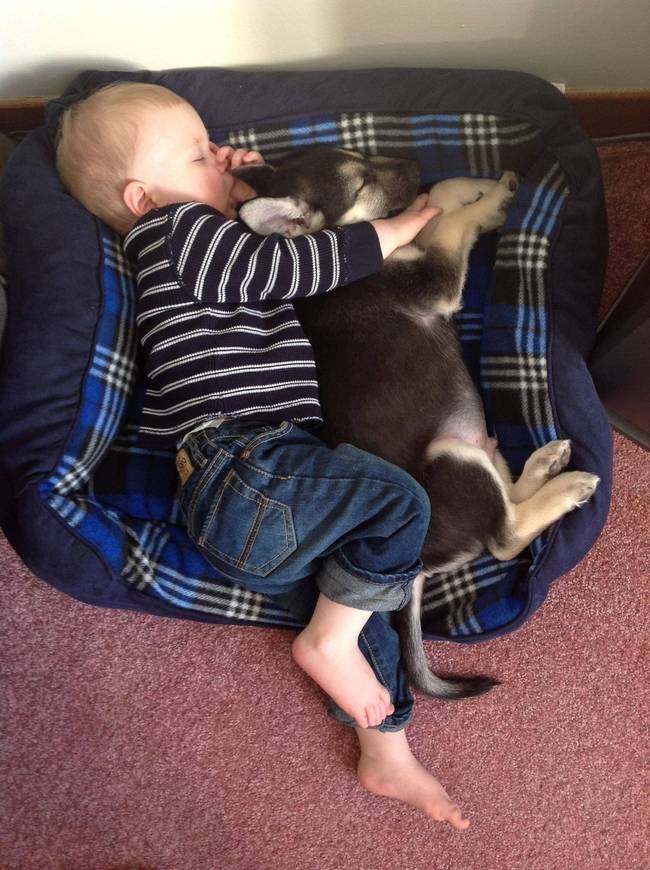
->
[[416, 171, 519, 254], [412, 172, 519, 316], [421, 177, 499, 218]]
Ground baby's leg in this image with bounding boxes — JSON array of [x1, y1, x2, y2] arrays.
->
[[356, 726, 470, 830], [292, 593, 394, 729]]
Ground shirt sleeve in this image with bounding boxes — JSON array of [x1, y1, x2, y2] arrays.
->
[[167, 201, 383, 305]]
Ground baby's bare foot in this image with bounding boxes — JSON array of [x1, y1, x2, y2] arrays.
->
[[356, 728, 470, 830], [292, 630, 394, 728]]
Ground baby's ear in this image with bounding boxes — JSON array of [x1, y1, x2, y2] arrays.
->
[[239, 197, 315, 237], [232, 163, 276, 193], [123, 179, 156, 219]]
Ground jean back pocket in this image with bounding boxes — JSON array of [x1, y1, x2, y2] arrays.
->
[[197, 469, 297, 577]]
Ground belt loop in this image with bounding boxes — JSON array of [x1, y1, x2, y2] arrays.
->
[[183, 435, 208, 469]]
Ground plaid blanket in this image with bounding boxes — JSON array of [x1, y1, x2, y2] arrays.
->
[[41, 111, 568, 640]]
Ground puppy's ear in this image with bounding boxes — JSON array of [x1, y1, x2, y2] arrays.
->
[[239, 197, 314, 238], [232, 163, 276, 194]]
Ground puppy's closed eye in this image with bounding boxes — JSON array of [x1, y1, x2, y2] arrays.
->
[[357, 172, 373, 195]]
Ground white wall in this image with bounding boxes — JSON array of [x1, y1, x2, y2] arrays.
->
[[2, 0, 649, 99]]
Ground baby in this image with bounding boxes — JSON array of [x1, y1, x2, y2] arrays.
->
[[56, 81, 469, 829]]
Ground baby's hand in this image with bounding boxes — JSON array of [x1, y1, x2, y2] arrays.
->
[[208, 144, 265, 215], [209, 143, 264, 171], [370, 194, 442, 259]]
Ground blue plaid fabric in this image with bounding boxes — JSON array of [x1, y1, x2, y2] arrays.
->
[[40, 111, 568, 639]]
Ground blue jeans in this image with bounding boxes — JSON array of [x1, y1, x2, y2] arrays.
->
[[178, 419, 430, 731]]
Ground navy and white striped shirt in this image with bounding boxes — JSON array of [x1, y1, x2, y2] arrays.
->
[[123, 201, 382, 448]]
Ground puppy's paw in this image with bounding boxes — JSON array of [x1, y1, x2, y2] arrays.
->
[[562, 471, 600, 510], [499, 170, 520, 194], [460, 179, 498, 206], [477, 171, 519, 232], [526, 439, 571, 481]]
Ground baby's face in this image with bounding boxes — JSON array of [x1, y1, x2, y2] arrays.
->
[[129, 102, 252, 218]]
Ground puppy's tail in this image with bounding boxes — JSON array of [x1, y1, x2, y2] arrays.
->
[[393, 573, 499, 700]]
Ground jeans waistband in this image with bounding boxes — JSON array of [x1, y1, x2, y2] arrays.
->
[[177, 417, 231, 450]]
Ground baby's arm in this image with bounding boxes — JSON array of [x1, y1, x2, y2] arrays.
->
[[213, 144, 439, 259], [167, 202, 386, 305]]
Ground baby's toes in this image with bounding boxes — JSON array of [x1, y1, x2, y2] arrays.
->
[[355, 707, 371, 729], [380, 691, 394, 719], [448, 805, 471, 831], [365, 704, 382, 728]]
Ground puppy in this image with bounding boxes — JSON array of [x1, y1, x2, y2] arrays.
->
[[236, 147, 599, 699]]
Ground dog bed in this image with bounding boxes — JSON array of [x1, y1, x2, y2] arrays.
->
[[0, 67, 612, 641]]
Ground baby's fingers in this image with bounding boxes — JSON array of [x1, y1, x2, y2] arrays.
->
[[211, 143, 234, 162], [229, 148, 265, 169], [395, 196, 441, 220], [242, 150, 264, 165], [406, 193, 431, 212], [413, 205, 443, 225]]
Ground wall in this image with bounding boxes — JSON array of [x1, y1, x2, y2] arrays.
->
[[1, 0, 649, 98]]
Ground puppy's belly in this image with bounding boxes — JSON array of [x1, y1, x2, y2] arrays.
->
[[432, 413, 497, 459]]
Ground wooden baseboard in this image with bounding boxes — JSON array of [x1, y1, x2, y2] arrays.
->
[[0, 98, 49, 135], [566, 90, 650, 139], [0, 90, 649, 139]]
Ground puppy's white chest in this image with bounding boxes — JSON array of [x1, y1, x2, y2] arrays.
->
[[402, 308, 441, 330], [398, 298, 460, 329]]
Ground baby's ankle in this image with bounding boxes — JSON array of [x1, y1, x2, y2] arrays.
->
[[302, 593, 373, 648], [294, 625, 355, 656]]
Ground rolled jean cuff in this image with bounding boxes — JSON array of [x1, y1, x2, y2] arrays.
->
[[315, 554, 415, 612]]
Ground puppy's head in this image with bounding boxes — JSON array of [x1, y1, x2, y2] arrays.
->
[[235, 146, 420, 237]]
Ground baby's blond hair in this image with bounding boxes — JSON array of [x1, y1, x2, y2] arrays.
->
[[55, 81, 188, 234]]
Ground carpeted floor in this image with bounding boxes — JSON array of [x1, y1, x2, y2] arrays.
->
[[1, 141, 649, 870]]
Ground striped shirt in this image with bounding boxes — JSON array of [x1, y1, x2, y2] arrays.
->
[[123, 201, 382, 448]]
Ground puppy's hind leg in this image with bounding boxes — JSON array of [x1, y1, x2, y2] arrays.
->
[[493, 441, 574, 504], [490, 470, 600, 561]]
